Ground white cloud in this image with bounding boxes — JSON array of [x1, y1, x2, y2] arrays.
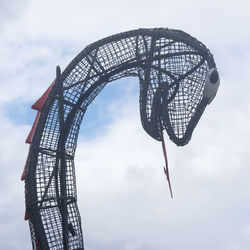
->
[[0, 114, 31, 248], [74, 82, 250, 249], [0, 0, 29, 29], [1, 0, 250, 249]]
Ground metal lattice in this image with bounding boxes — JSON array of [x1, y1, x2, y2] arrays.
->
[[22, 28, 219, 249]]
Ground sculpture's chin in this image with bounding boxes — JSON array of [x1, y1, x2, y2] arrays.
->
[[162, 97, 209, 146]]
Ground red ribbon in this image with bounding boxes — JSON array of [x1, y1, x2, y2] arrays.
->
[[160, 133, 173, 198]]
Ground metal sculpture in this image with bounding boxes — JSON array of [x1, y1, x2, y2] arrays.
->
[[22, 28, 220, 249]]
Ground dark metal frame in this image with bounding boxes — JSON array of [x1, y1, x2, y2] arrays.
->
[[23, 28, 218, 249]]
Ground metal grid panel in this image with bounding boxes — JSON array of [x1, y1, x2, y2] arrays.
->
[[24, 28, 217, 249]]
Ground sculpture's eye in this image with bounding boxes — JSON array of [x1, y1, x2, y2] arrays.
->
[[203, 68, 220, 104], [210, 69, 219, 84]]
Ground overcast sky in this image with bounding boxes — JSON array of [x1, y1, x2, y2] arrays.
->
[[0, 0, 250, 249]]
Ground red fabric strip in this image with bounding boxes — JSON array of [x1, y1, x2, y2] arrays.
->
[[161, 133, 173, 198], [32, 80, 55, 111], [21, 145, 31, 180], [21, 166, 26, 181], [24, 187, 30, 220], [24, 210, 29, 220], [25, 111, 41, 144]]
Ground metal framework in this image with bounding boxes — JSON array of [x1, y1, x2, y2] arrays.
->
[[22, 28, 219, 249]]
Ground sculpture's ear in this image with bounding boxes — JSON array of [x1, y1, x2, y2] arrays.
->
[[203, 68, 220, 104]]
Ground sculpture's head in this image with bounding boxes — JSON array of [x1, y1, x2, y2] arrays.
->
[[139, 30, 220, 146]]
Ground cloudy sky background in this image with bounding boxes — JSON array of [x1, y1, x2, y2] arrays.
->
[[0, 0, 250, 249]]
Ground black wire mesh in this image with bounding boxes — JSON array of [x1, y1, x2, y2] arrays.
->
[[23, 28, 218, 249]]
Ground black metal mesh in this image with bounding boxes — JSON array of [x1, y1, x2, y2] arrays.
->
[[24, 28, 217, 249]]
